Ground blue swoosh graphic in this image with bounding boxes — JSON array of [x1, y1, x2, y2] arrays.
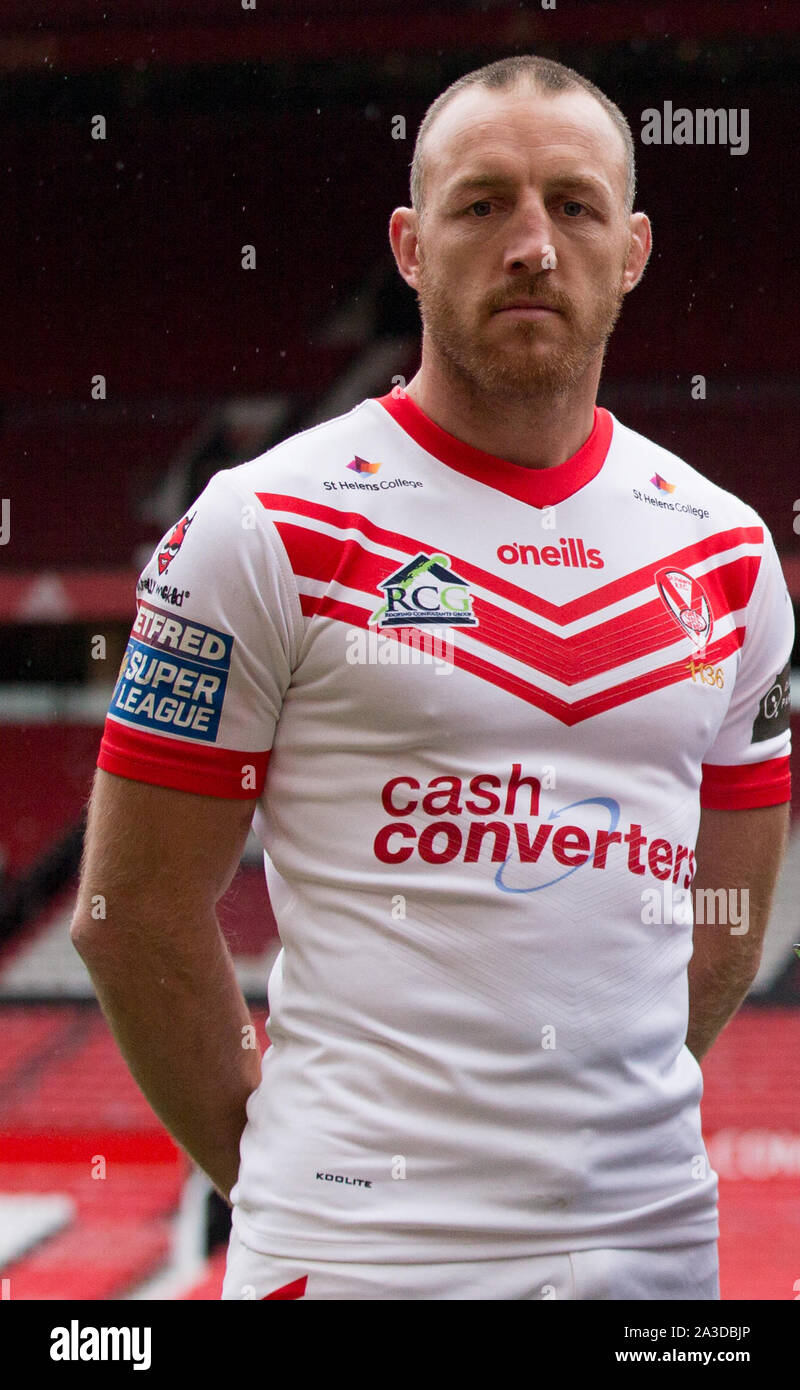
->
[[494, 796, 620, 894]]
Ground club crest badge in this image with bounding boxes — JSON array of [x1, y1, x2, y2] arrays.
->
[[655, 566, 713, 648]]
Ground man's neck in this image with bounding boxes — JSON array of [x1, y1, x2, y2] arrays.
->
[[402, 351, 601, 471]]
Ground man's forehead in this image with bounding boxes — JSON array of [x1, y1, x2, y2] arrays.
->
[[425, 82, 626, 201]]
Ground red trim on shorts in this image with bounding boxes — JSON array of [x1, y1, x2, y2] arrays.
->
[[262, 1275, 308, 1300]]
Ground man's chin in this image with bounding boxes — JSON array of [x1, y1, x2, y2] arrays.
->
[[475, 349, 587, 399], [429, 321, 596, 400]]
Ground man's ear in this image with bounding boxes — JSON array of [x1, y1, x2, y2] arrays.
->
[[389, 206, 422, 291], [622, 211, 652, 293]]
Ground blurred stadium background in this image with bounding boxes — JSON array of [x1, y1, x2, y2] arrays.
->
[[0, 0, 798, 1300]]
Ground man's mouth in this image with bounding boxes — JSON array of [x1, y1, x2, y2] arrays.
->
[[494, 300, 562, 317]]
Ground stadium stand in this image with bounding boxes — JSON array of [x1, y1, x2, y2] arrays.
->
[[1, 4, 798, 1299]]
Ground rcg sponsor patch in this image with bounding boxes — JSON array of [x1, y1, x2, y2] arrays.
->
[[110, 603, 233, 742], [751, 659, 791, 744]]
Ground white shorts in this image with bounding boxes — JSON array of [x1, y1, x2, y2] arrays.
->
[[221, 1225, 720, 1300]]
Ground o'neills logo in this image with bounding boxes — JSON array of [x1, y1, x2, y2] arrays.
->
[[371, 552, 478, 629], [655, 566, 713, 648], [497, 538, 603, 568]]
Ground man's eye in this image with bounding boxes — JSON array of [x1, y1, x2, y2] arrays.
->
[[562, 201, 586, 217], [469, 200, 493, 217]]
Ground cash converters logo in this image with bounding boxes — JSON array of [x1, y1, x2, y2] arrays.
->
[[158, 512, 195, 574], [371, 553, 478, 629], [373, 765, 698, 894]]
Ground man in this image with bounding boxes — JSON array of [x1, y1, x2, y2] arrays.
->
[[71, 56, 793, 1301]]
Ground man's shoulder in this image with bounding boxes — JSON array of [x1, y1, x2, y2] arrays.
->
[[609, 411, 766, 532], [218, 397, 388, 499]]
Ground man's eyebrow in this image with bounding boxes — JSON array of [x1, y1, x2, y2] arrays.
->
[[443, 170, 613, 203], [546, 173, 613, 201], [444, 173, 518, 200]]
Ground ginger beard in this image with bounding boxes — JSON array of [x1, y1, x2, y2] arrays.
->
[[414, 234, 629, 404]]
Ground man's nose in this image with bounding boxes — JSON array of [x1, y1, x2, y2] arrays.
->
[[502, 195, 555, 272]]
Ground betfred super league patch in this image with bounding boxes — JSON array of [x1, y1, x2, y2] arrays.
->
[[110, 602, 233, 742]]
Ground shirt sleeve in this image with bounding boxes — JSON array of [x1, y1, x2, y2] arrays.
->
[[700, 520, 793, 810], [97, 468, 302, 799]]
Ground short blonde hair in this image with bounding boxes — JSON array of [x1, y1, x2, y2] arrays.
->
[[410, 55, 636, 217]]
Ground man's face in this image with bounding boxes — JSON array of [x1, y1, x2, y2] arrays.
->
[[410, 82, 637, 402]]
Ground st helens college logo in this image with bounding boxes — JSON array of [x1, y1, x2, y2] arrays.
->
[[371, 553, 479, 629], [347, 456, 381, 475]]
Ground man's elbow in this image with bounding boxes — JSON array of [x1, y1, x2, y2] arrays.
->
[[69, 884, 219, 964], [70, 908, 109, 961], [69, 887, 146, 961]]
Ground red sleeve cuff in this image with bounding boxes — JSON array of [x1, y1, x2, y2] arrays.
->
[[700, 755, 791, 810], [97, 717, 269, 799]]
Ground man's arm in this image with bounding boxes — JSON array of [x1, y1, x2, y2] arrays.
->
[[687, 802, 790, 1062], [70, 767, 263, 1204]]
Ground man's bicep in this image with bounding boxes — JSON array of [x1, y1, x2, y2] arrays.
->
[[73, 767, 257, 927], [691, 802, 790, 960]]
